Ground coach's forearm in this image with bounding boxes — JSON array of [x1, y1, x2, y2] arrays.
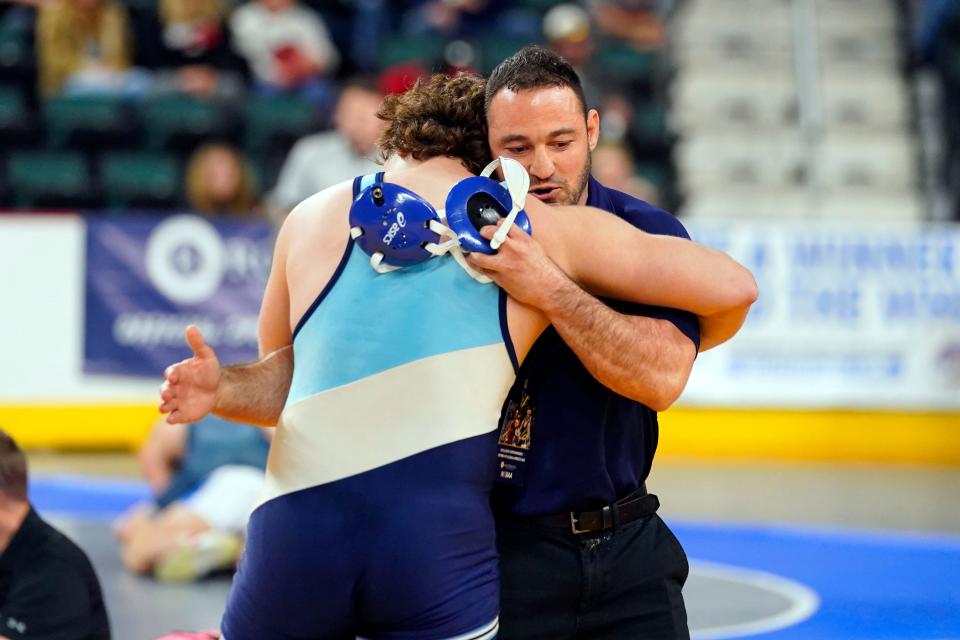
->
[[697, 303, 752, 352], [541, 275, 696, 411], [214, 345, 293, 427]]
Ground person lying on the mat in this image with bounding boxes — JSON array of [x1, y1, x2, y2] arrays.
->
[[160, 73, 757, 640], [114, 416, 269, 582]]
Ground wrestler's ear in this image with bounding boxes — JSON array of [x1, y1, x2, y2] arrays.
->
[[586, 109, 600, 152]]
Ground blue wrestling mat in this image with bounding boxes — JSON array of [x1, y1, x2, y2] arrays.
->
[[675, 520, 960, 639], [31, 474, 960, 639], [31, 473, 149, 518]]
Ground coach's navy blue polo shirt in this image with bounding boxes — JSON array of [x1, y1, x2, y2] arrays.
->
[[492, 176, 700, 516]]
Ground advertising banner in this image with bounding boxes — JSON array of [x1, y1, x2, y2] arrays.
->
[[84, 214, 273, 376], [683, 222, 960, 410]]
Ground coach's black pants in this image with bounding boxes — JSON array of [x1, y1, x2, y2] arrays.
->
[[495, 511, 689, 640]]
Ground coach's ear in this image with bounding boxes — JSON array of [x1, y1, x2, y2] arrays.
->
[[586, 108, 600, 152]]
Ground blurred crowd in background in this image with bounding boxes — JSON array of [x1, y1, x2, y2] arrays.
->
[[0, 0, 958, 220], [0, 0, 679, 221]]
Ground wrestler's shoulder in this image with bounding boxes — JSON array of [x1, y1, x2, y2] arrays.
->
[[282, 179, 355, 234]]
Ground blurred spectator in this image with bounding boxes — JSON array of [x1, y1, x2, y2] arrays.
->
[[591, 142, 660, 205], [0, 429, 110, 639], [114, 417, 270, 582], [400, 0, 507, 39], [36, 0, 150, 97], [915, 0, 952, 63], [377, 60, 429, 96], [542, 3, 605, 108], [592, 0, 665, 51], [269, 77, 384, 218], [160, 0, 226, 61], [543, 3, 594, 68], [185, 143, 261, 215], [229, 0, 338, 110], [150, 0, 245, 100]]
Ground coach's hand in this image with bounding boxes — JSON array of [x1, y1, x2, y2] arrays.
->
[[466, 221, 573, 312], [159, 325, 221, 425]]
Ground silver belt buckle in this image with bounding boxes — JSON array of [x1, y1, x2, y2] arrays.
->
[[570, 511, 589, 535]]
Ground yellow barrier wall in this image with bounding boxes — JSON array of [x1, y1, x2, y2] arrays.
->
[[2, 404, 957, 464]]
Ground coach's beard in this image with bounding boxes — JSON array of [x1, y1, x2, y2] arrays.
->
[[529, 156, 592, 207]]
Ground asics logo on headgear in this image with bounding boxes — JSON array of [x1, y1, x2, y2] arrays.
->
[[382, 211, 407, 245]]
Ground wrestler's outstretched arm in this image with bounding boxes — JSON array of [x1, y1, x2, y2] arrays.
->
[[160, 211, 296, 427], [469, 201, 758, 352]]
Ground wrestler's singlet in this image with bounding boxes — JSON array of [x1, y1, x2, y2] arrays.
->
[[221, 176, 517, 640]]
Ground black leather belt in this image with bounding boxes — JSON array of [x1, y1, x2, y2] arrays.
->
[[527, 486, 660, 535]]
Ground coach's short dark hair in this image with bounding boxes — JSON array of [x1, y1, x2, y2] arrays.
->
[[485, 45, 588, 117], [0, 430, 27, 501]]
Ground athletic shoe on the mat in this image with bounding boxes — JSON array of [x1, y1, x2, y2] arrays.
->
[[154, 531, 242, 582]]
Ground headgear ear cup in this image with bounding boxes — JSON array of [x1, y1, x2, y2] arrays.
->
[[349, 180, 444, 268], [444, 177, 532, 255], [482, 157, 530, 250]]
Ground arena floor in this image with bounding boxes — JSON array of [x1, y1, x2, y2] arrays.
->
[[28, 454, 960, 639]]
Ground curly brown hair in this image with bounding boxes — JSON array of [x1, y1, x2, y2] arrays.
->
[[377, 73, 491, 175]]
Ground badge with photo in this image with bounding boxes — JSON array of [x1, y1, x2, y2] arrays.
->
[[497, 379, 534, 486]]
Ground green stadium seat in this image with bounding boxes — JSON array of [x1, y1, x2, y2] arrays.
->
[[117, 0, 155, 10], [0, 26, 32, 72], [139, 95, 232, 150], [0, 84, 33, 146], [479, 35, 532, 75], [7, 151, 91, 208], [515, 0, 565, 12], [630, 102, 669, 148], [635, 162, 669, 192], [0, 84, 24, 123], [377, 34, 445, 70], [592, 42, 655, 85], [99, 152, 181, 209], [243, 95, 317, 154], [43, 95, 133, 148]]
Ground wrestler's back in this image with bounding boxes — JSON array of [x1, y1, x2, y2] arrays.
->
[[221, 170, 512, 640]]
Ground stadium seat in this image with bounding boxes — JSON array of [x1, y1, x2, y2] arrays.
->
[[43, 95, 135, 149], [680, 187, 810, 220], [0, 24, 34, 82], [243, 95, 318, 155], [820, 73, 910, 130], [6, 151, 93, 209], [592, 43, 655, 87], [671, 70, 796, 130], [629, 102, 670, 150], [99, 152, 181, 210], [479, 35, 531, 75], [676, 130, 803, 193], [812, 133, 918, 190], [0, 84, 34, 147], [673, 5, 791, 60], [139, 95, 234, 151], [819, 189, 924, 221], [515, 0, 564, 12], [377, 34, 445, 70]]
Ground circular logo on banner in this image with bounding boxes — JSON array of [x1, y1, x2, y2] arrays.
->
[[145, 215, 226, 305]]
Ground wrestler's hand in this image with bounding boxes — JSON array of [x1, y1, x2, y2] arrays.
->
[[466, 222, 574, 312], [159, 325, 221, 425]]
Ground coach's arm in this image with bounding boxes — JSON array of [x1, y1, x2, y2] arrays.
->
[[467, 204, 756, 409]]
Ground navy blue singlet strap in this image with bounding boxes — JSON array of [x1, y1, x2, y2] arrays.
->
[[353, 172, 384, 198]]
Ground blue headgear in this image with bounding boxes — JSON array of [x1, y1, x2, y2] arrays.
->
[[348, 176, 450, 273], [444, 157, 531, 255], [348, 158, 532, 282]]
